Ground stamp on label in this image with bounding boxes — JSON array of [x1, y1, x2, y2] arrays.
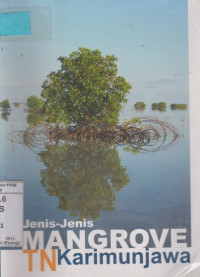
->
[[0, 181, 24, 248]]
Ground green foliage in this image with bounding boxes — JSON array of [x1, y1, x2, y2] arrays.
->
[[171, 104, 187, 110], [14, 102, 20, 107], [123, 116, 143, 125], [0, 99, 10, 109], [134, 101, 146, 111], [26, 95, 46, 126], [38, 143, 129, 220], [151, 103, 158, 110], [26, 95, 45, 112], [123, 146, 141, 155], [26, 113, 46, 127], [41, 47, 132, 127], [1, 110, 10, 121], [152, 102, 166, 112]]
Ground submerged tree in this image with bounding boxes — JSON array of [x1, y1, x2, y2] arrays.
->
[[0, 99, 11, 121], [152, 102, 166, 112], [14, 102, 20, 107], [26, 113, 46, 127], [26, 95, 46, 126], [41, 47, 131, 127], [1, 110, 10, 121], [134, 102, 146, 111], [26, 95, 45, 113], [38, 143, 130, 220], [0, 99, 10, 109], [171, 104, 187, 110]]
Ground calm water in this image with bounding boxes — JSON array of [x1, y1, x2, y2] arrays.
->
[[0, 106, 190, 247]]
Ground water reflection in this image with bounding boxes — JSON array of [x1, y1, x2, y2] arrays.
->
[[26, 112, 45, 126], [38, 142, 130, 220], [134, 102, 146, 111], [1, 109, 11, 122], [171, 104, 187, 110], [152, 102, 166, 112], [2, 107, 190, 244]]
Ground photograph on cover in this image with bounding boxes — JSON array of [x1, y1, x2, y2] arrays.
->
[[0, 0, 191, 275]]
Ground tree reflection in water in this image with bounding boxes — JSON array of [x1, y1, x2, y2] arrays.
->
[[38, 142, 130, 220], [7, 116, 180, 221], [1, 110, 10, 122]]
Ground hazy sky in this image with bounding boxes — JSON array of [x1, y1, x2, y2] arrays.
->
[[0, 0, 188, 105]]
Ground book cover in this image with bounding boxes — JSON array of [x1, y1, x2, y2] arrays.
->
[[0, 0, 199, 276]]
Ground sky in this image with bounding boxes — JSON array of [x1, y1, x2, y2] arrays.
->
[[0, 0, 189, 106]]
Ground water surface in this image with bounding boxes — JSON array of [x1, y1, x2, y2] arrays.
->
[[0, 106, 190, 247]]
